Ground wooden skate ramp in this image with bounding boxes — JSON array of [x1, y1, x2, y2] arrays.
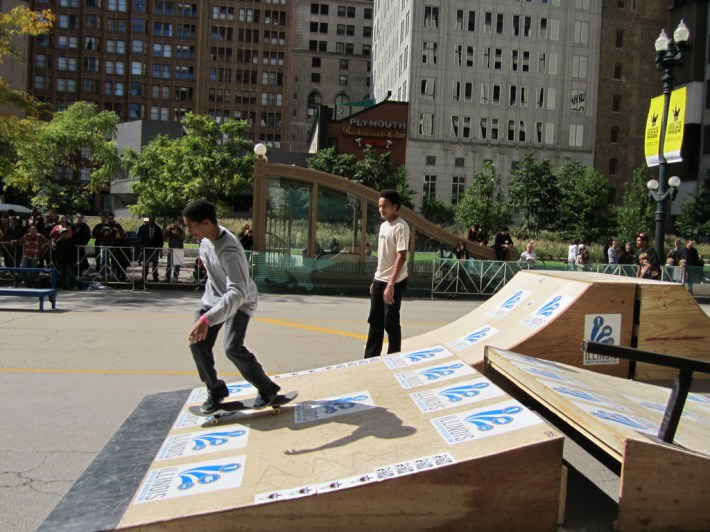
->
[[485, 346, 710, 531], [400, 270, 710, 380], [118, 352, 563, 530]]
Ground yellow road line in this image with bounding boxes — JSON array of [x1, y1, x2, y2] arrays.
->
[[253, 317, 369, 340], [0, 367, 241, 376]]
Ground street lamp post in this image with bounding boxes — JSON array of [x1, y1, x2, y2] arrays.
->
[[647, 20, 689, 257]]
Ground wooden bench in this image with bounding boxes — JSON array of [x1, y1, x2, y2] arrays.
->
[[0, 267, 57, 311]]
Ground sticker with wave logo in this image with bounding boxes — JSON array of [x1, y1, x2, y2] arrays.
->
[[134, 456, 246, 503], [522, 294, 574, 330], [157, 429, 249, 461], [383, 345, 454, 369], [447, 325, 499, 351], [294, 391, 375, 423], [431, 399, 543, 444], [395, 362, 476, 389], [410, 377, 505, 413], [583, 315, 621, 365], [487, 289, 531, 319]]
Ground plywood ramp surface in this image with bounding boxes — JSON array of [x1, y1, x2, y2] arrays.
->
[[401, 270, 637, 378], [119, 349, 563, 530], [485, 347, 710, 531]]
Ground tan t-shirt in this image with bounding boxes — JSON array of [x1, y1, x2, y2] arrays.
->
[[374, 216, 410, 283]]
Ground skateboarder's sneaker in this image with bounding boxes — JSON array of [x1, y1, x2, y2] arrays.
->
[[253, 391, 278, 409], [201, 392, 228, 414]]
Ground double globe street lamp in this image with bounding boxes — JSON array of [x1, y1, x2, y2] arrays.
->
[[647, 20, 689, 257]]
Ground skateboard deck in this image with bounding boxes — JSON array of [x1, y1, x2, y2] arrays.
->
[[188, 391, 298, 422]]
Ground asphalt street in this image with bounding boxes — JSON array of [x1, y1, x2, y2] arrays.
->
[[1, 289, 707, 531]]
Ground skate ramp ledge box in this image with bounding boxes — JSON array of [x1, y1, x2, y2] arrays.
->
[[118, 351, 563, 530], [400, 270, 710, 381], [485, 346, 710, 532]]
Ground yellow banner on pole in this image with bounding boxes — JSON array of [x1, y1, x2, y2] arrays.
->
[[663, 86, 686, 164], [644, 95, 664, 167]]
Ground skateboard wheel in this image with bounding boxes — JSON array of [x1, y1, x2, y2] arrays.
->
[[272, 407, 281, 415], [209, 418, 219, 426]]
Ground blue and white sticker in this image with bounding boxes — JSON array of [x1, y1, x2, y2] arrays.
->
[[410, 377, 505, 413], [447, 326, 499, 351], [487, 289, 532, 320], [574, 402, 658, 436], [135, 456, 246, 504], [383, 345, 454, 369], [516, 364, 592, 389], [431, 399, 543, 444], [187, 381, 254, 404], [583, 314, 621, 365], [522, 294, 574, 330], [156, 428, 249, 461], [294, 390, 375, 423], [394, 362, 476, 389]]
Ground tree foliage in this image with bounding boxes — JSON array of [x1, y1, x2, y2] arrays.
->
[[507, 153, 559, 237], [614, 165, 655, 244], [556, 160, 614, 242], [4, 101, 120, 212], [675, 169, 710, 239], [122, 113, 254, 218], [306, 145, 414, 208], [455, 161, 510, 241], [421, 197, 456, 227]]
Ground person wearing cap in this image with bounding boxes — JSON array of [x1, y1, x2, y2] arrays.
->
[[635, 233, 659, 277], [53, 225, 81, 289], [137, 214, 164, 282], [71, 213, 91, 275]]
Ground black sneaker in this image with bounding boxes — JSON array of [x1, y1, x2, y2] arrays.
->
[[252, 391, 278, 409], [201, 393, 227, 414]]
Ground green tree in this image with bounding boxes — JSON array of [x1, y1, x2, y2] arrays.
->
[[420, 197, 456, 227], [455, 161, 510, 242], [4, 101, 120, 213], [507, 153, 558, 237], [675, 170, 710, 239], [614, 165, 655, 244], [556, 160, 614, 242], [307, 145, 414, 208], [123, 113, 254, 218]]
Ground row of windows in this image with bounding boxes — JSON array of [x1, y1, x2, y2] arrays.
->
[[424, 7, 553, 40], [309, 22, 372, 38], [310, 4, 373, 19], [212, 5, 286, 22], [420, 174, 468, 205], [415, 112, 586, 149], [309, 40, 371, 55]]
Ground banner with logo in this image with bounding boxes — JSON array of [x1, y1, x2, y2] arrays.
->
[[645, 87, 686, 167], [644, 95, 664, 167]]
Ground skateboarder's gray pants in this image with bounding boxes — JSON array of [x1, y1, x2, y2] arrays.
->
[[190, 308, 280, 398]]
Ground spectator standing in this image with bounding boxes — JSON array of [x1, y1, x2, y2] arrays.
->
[[668, 239, 683, 266], [454, 241, 469, 259], [680, 239, 701, 267], [53, 227, 81, 289], [164, 217, 186, 282], [607, 240, 620, 264], [493, 226, 514, 261], [635, 233, 660, 270], [137, 215, 164, 282], [11, 224, 49, 285], [239, 224, 253, 251], [92, 212, 109, 275], [567, 239, 579, 270], [364, 189, 410, 359], [72, 213, 91, 274], [638, 252, 660, 279], [617, 241, 636, 265], [575, 244, 591, 270]]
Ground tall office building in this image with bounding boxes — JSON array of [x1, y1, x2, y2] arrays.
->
[[372, 0, 603, 210], [24, 0, 373, 154]]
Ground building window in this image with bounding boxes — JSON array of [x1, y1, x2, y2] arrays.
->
[[613, 63, 622, 80], [419, 113, 433, 135], [338, 75, 348, 85], [423, 175, 437, 201], [452, 176, 465, 204], [611, 126, 620, 143], [615, 30, 623, 48], [425, 156, 436, 165], [612, 95, 621, 112], [609, 158, 618, 175]]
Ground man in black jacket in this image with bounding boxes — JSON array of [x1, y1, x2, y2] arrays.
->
[[137, 215, 164, 282]]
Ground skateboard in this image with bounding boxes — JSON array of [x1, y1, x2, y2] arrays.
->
[[188, 391, 298, 425]]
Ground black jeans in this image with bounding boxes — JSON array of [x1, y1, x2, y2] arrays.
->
[[364, 278, 407, 358], [190, 309, 280, 398]]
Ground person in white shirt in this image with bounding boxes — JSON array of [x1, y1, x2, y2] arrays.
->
[[519, 240, 536, 265], [364, 189, 410, 358], [567, 239, 579, 270]]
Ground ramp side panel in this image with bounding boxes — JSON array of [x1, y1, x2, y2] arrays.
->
[[119, 354, 564, 528], [635, 282, 710, 380], [120, 440, 562, 531], [618, 439, 710, 532], [401, 271, 592, 367], [514, 281, 635, 378]]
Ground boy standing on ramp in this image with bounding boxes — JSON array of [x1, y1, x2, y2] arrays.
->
[[364, 189, 410, 358], [183, 199, 280, 414]]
